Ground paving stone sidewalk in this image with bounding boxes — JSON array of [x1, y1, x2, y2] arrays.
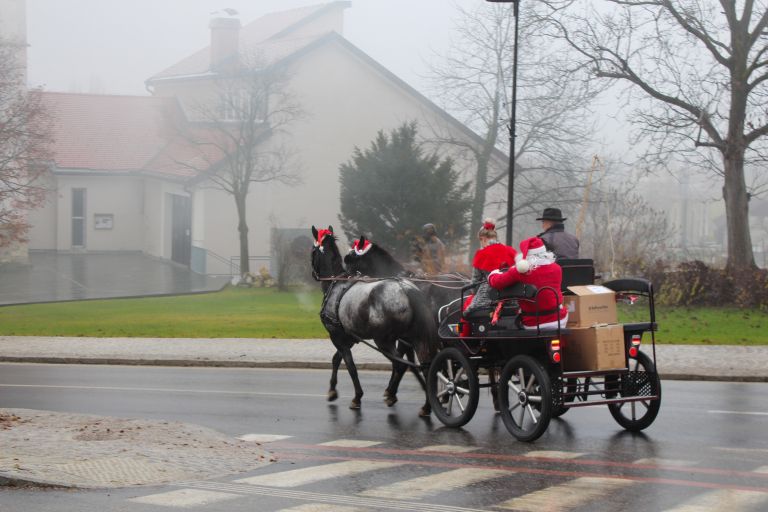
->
[[0, 408, 271, 489], [1, 336, 767, 381]]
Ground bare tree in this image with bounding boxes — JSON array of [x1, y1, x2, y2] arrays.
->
[[0, 38, 52, 250], [545, 0, 768, 272], [180, 59, 302, 277], [427, 2, 601, 253]]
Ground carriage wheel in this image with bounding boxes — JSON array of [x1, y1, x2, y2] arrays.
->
[[608, 351, 662, 432], [427, 347, 479, 428], [498, 355, 552, 442]]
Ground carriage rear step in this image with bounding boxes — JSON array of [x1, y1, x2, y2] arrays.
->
[[561, 368, 629, 377], [563, 395, 660, 408]]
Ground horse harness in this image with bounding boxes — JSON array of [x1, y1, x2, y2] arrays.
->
[[318, 276, 425, 370]]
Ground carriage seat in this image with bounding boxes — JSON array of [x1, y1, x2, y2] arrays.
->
[[461, 282, 534, 321]]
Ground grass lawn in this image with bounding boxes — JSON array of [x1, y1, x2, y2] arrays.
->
[[618, 305, 768, 345], [1, 287, 767, 344], [0, 287, 327, 338]]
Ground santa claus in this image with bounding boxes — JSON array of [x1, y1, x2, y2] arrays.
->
[[488, 236, 567, 329]]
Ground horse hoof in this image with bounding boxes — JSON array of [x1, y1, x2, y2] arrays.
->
[[327, 390, 338, 402], [349, 400, 361, 410], [419, 406, 431, 417], [383, 390, 392, 399], [385, 396, 398, 407]]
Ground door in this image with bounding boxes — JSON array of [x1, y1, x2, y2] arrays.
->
[[171, 194, 192, 266], [71, 188, 86, 248]]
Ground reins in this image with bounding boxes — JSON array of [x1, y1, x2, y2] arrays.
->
[[314, 273, 469, 289]]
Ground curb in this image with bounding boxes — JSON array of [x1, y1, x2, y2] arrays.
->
[[1, 357, 766, 383], [0, 473, 70, 489]]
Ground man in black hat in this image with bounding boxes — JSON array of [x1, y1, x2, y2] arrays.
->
[[536, 207, 579, 260]]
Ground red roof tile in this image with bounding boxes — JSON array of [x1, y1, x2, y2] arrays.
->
[[41, 92, 221, 178]]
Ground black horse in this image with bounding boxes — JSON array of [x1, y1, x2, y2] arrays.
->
[[311, 226, 439, 415], [343, 235, 467, 324]]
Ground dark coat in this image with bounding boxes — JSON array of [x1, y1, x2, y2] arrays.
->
[[538, 224, 579, 260]]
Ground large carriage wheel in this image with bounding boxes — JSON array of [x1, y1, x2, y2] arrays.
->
[[608, 351, 662, 432], [498, 355, 552, 442], [427, 347, 479, 428]]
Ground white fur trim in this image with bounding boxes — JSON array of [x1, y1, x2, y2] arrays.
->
[[527, 244, 546, 256], [354, 242, 372, 256], [516, 259, 530, 273], [514, 252, 523, 263]]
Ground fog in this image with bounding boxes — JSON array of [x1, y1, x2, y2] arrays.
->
[[11, 0, 761, 272], [26, 0, 470, 96]]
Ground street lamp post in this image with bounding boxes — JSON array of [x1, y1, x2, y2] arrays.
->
[[486, 0, 520, 245]]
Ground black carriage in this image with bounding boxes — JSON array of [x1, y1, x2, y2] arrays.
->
[[429, 259, 661, 442]]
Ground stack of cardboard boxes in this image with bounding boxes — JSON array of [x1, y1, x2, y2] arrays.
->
[[562, 285, 626, 371]]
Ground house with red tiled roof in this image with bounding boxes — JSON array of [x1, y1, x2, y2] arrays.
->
[[28, 2, 504, 275]]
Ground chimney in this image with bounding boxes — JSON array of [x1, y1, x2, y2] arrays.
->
[[209, 17, 240, 72]]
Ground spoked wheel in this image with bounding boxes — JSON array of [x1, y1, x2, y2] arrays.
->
[[608, 351, 662, 431], [427, 347, 479, 428], [498, 355, 552, 442]]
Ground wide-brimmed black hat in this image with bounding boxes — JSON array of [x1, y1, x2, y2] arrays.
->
[[536, 207, 567, 222]]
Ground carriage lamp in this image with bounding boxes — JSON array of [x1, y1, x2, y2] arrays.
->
[[628, 334, 642, 358], [486, 0, 520, 244], [549, 339, 561, 363]]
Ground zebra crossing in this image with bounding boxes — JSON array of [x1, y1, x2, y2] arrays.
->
[[129, 435, 768, 511]]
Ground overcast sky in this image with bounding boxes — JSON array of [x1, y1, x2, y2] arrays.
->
[[25, 0, 477, 96]]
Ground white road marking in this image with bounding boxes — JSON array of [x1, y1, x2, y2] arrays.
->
[[129, 489, 239, 508], [179, 480, 490, 512], [276, 505, 366, 512], [360, 468, 510, 499], [238, 434, 293, 443], [633, 458, 696, 467], [524, 450, 586, 459], [417, 444, 480, 453], [0, 383, 324, 398], [707, 410, 768, 416], [712, 447, 768, 454], [236, 460, 402, 487], [318, 439, 383, 448], [662, 489, 768, 511], [496, 476, 634, 512], [754, 466, 768, 473]]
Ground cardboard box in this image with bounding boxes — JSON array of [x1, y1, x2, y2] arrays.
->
[[563, 324, 626, 371], [563, 285, 617, 327]]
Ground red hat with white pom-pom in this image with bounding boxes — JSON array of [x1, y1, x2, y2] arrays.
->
[[515, 237, 546, 273]]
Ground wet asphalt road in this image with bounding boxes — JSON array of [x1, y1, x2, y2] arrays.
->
[[1, 363, 767, 511]]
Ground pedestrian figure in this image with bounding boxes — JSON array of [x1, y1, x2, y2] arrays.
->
[[420, 223, 446, 274]]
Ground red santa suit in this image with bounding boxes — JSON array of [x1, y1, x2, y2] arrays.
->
[[488, 237, 567, 329]]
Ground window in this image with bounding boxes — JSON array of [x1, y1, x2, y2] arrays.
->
[[72, 188, 86, 247]]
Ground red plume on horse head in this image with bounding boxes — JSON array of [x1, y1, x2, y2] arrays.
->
[[311, 225, 334, 247]]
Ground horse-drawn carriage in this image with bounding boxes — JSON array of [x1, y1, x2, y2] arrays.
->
[[311, 227, 661, 442], [428, 260, 661, 442]]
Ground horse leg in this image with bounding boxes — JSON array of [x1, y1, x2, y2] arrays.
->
[[383, 341, 409, 406], [328, 350, 342, 402], [339, 345, 364, 409]]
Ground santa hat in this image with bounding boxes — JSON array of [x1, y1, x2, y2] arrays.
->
[[515, 237, 546, 273], [351, 238, 372, 256], [313, 228, 332, 247]]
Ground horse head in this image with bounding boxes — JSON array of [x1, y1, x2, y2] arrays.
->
[[311, 225, 344, 280], [344, 235, 408, 278]]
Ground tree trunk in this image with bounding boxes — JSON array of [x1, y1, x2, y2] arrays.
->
[[722, 150, 755, 272], [235, 193, 250, 275]]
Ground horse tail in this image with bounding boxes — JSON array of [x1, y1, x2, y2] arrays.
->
[[402, 281, 439, 365]]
